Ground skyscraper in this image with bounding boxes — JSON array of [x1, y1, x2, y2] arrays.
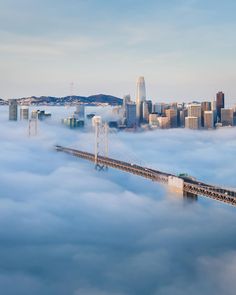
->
[[187, 103, 201, 128], [201, 101, 211, 127], [74, 104, 85, 119], [165, 109, 178, 128], [20, 106, 29, 120], [204, 111, 214, 129], [126, 103, 136, 128], [185, 117, 199, 130], [136, 76, 146, 123], [9, 99, 18, 121], [221, 108, 233, 126], [142, 101, 150, 123], [122, 94, 131, 119], [216, 91, 225, 120]]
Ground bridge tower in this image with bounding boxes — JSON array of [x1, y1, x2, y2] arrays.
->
[[28, 117, 38, 137], [94, 116, 109, 170]]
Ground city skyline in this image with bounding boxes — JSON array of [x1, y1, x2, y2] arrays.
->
[[1, 1, 236, 294], [0, 0, 236, 102]]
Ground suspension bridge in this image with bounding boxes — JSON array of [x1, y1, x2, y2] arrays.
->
[[55, 118, 236, 207]]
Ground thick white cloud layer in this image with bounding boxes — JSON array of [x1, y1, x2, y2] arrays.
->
[[0, 106, 236, 295]]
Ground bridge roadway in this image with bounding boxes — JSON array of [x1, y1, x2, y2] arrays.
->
[[55, 145, 236, 206]]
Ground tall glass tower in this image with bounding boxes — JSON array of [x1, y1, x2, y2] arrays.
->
[[136, 76, 146, 123]]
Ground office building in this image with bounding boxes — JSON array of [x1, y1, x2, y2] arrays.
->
[[20, 106, 29, 120], [165, 109, 178, 128], [142, 101, 150, 123], [31, 110, 51, 120], [211, 100, 217, 124], [233, 105, 236, 126], [62, 117, 84, 129], [216, 91, 225, 120], [123, 94, 131, 108], [149, 113, 159, 127], [126, 103, 136, 128], [146, 100, 152, 114], [9, 99, 18, 121], [221, 108, 233, 126], [157, 116, 170, 129], [153, 103, 162, 114], [136, 76, 146, 123], [179, 109, 188, 127], [187, 104, 201, 128], [201, 101, 211, 127], [185, 117, 199, 130], [204, 111, 214, 129], [74, 104, 85, 119]]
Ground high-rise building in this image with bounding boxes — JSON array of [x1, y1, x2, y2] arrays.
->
[[179, 109, 188, 127], [216, 91, 225, 120], [233, 105, 236, 126], [9, 99, 18, 121], [149, 113, 159, 127], [136, 76, 146, 123], [62, 117, 84, 128], [126, 103, 136, 128], [211, 100, 217, 124], [122, 94, 131, 118], [201, 101, 211, 127], [146, 100, 152, 114], [165, 109, 178, 128], [204, 111, 214, 129], [142, 101, 150, 123], [185, 117, 199, 130], [187, 103, 201, 128], [123, 94, 131, 108], [153, 103, 162, 114], [74, 104, 85, 119], [157, 116, 170, 129], [20, 106, 29, 120], [221, 108, 233, 126]]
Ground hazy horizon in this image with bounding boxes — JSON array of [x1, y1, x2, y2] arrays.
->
[[0, 0, 236, 103]]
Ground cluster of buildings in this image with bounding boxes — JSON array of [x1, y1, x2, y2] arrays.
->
[[120, 78, 236, 130], [61, 105, 85, 128], [8, 99, 51, 121], [8, 80, 236, 132]]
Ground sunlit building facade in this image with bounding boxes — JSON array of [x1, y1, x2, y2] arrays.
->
[[136, 76, 146, 123]]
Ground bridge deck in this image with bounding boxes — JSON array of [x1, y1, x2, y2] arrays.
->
[[55, 145, 236, 207]]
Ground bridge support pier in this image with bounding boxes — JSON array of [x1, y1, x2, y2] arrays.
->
[[183, 190, 198, 200]]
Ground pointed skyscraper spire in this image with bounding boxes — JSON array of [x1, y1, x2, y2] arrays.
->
[[136, 76, 146, 124]]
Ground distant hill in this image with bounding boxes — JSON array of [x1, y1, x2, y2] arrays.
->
[[15, 94, 123, 106], [0, 98, 7, 105]]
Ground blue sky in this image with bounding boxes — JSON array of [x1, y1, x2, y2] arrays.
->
[[0, 0, 236, 103]]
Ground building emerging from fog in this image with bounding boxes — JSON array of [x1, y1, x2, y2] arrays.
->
[[165, 109, 178, 128], [20, 106, 29, 120], [187, 103, 201, 129], [126, 103, 136, 128], [9, 99, 18, 121], [185, 117, 199, 130], [74, 104, 85, 120], [221, 108, 233, 126], [204, 111, 214, 129], [136, 76, 146, 123], [216, 91, 225, 120]]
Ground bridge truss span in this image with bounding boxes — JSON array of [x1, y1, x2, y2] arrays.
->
[[55, 145, 236, 207]]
